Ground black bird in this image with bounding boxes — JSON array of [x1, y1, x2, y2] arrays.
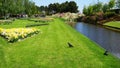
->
[[68, 42, 73, 47], [104, 51, 108, 56]]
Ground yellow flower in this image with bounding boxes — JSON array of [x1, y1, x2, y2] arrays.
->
[[0, 28, 39, 42]]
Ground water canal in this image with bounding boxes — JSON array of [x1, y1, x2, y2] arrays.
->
[[75, 22, 120, 58]]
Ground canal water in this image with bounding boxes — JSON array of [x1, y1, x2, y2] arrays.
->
[[75, 22, 120, 58]]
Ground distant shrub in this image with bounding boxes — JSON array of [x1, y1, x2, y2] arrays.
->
[[80, 16, 86, 22], [88, 16, 97, 24], [96, 12, 104, 21], [76, 17, 83, 22], [80, 16, 97, 24], [0, 20, 12, 25]]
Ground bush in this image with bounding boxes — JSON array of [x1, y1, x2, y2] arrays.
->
[[76, 17, 83, 22], [81, 16, 97, 24], [87, 16, 97, 24], [0, 20, 12, 25], [104, 12, 116, 18]]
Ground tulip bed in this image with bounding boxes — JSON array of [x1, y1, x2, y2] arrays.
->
[[0, 28, 39, 42]]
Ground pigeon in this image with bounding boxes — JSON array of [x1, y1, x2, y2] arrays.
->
[[104, 51, 108, 56], [68, 42, 73, 47]]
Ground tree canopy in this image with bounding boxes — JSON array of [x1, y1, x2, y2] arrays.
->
[[83, 2, 103, 16], [0, 0, 39, 17], [83, 0, 115, 16], [39, 1, 78, 14]]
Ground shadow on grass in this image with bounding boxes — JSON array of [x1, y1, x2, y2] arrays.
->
[[25, 23, 49, 27]]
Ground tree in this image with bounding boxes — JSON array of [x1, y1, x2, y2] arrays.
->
[[24, 0, 39, 16], [83, 6, 88, 15], [39, 6, 46, 11], [87, 5, 94, 15], [108, 0, 115, 9], [48, 3, 60, 13], [0, 0, 10, 19], [102, 4, 109, 13], [0, 0, 40, 18], [83, 2, 102, 15], [68, 1, 78, 13], [39, 1, 78, 14], [83, 5, 94, 16], [83, 0, 116, 15], [93, 2, 102, 12]]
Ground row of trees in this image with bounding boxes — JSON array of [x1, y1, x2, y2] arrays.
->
[[39, 1, 78, 14], [0, 0, 39, 18], [83, 0, 117, 15]]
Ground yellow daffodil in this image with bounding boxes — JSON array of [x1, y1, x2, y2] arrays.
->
[[0, 28, 39, 42]]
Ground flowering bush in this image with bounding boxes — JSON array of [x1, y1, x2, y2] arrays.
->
[[52, 12, 80, 20], [0, 28, 39, 42]]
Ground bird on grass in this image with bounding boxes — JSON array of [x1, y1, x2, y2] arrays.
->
[[104, 50, 108, 56], [68, 42, 73, 48]]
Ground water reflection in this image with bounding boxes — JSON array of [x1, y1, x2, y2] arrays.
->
[[75, 22, 120, 58]]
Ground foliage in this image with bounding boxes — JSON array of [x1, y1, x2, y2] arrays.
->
[[92, 2, 103, 13], [24, 0, 39, 16], [83, 0, 115, 15], [66, 1, 78, 13], [104, 12, 116, 18], [83, 6, 88, 15], [108, 0, 115, 9], [0, 28, 39, 42], [83, 2, 103, 16], [102, 4, 109, 13], [87, 5, 94, 15], [39, 1, 78, 14], [0, 0, 40, 18]]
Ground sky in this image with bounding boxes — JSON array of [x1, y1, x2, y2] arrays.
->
[[32, 0, 110, 13]]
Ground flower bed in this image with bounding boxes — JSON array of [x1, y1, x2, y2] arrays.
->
[[0, 28, 39, 42]]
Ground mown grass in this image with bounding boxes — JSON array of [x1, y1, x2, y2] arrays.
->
[[104, 21, 120, 28], [0, 18, 120, 68]]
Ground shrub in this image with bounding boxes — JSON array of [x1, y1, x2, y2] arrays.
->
[[87, 16, 97, 24], [0, 20, 12, 25], [104, 12, 116, 18], [76, 17, 83, 22]]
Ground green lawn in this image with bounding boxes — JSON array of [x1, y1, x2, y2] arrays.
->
[[104, 21, 120, 28], [0, 18, 120, 68]]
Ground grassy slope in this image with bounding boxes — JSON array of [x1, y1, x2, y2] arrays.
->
[[104, 21, 120, 28], [0, 18, 120, 68]]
